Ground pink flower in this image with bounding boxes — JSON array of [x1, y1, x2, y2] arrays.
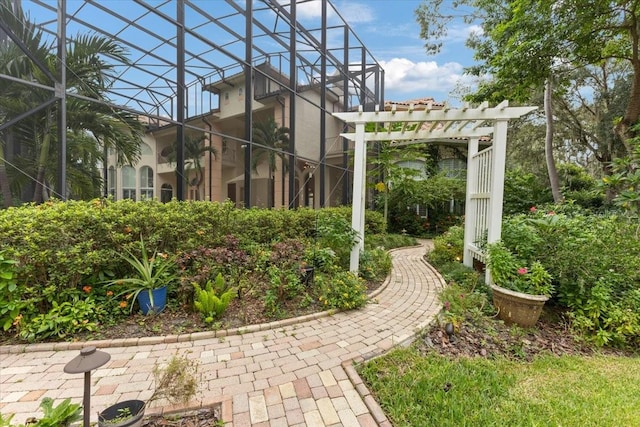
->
[[517, 267, 528, 275], [530, 206, 537, 212], [547, 211, 555, 216], [444, 301, 451, 311]]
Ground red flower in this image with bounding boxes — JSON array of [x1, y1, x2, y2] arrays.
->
[[517, 267, 528, 275], [82, 285, 92, 293]]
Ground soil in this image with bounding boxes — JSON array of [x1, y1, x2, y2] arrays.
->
[[0, 280, 385, 345], [143, 406, 221, 426], [416, 306, 636, 360]]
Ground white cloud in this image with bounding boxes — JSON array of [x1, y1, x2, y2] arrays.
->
[[380, 58, 468, 99]]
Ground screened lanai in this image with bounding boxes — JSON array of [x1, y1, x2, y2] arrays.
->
[[0, 0, 383, 208], [333, 101, 537, 272]]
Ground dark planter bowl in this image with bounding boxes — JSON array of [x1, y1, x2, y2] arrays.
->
[[98, 399, 145, 427]]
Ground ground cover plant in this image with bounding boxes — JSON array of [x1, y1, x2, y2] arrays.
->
[[358, 213, 640, 427], [0, 199, 412, 344]]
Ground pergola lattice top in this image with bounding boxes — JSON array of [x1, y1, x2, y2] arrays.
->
[[333, 101, 537, 272]]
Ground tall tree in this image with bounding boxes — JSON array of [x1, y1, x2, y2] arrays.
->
[[416, 0, 640, 196], [252, 117, 290, 208]]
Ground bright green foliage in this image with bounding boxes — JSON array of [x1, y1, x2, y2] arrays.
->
[[193, 273, 236, 323], [0, 199, 385, 341], [359, 248, 392, 282], [603, 122, 640, 213], [18, 297, 102, 342], [104, 236, 178, 313], [436, 261, 488, 325], [0, 251, 19, 331], [486, 241, 554, 297], [316, 271, 368, 310], [0, 398, 83, 427], [502, 208, 640, 346], [426, 225, 464, 267], [35, 398, 82, 427]]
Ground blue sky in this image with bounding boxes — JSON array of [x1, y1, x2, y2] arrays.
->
[[332, 0, 479, 105], [19, 0, 478, 109]]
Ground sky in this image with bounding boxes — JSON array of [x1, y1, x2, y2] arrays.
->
[[332, 0, 479, 106], [16, 0, 479, 109]]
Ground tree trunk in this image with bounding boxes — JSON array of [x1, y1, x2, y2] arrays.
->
[[0, 142, 12, 208], [33, 132, 51, 203], [544, 79, 562, 203]]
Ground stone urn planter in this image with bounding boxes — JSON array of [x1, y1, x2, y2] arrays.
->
[[490, 284, 549, 328]]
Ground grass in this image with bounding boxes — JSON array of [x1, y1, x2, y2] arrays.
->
[[358, 348, 640, 426]]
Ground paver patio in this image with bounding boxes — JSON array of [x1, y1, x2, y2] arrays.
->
[[0, 241, 443, 426]]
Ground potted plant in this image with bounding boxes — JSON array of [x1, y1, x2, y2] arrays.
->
[[98, 353, 199, 427], [106, 237, 178, 315], [486, 241, 554, 327], [98, 399, 145, 427]]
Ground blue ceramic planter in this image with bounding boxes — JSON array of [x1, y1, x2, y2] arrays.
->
[[137, 286, 167, 315]]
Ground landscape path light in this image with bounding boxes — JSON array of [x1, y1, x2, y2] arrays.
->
[[64, 346, 111, 427]]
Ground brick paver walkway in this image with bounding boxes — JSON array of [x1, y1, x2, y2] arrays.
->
[[0, 241, 443, 426]]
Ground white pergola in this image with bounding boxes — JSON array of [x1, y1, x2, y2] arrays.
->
[[333, 101, 537, 272]]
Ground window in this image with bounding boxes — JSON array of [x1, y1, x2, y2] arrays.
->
[[140, 166, 154, 199], [122, 166, 136, 200], [395, 160, 428, 181], [108, 166, 116, 198], [439, 158, 467, 179], [238, 87, 243, 97], [161, 184, 173, 203], [140, 142, 153, 156]]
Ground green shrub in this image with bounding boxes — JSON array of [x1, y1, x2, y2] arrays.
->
[[427, 225, 464, 268], [317, 270, 368, 310], [193, 273, 235, 323], [359, 248, 392, 282], [435, 262, 489, 325], [18, 297, 103, 342], [501, 209, 640, 347]]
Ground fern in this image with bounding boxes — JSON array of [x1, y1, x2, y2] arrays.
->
[[193, 273, 235, 322]]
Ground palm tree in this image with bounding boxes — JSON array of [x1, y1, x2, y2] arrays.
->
[[0, 0, 144, 205], [252, 117, 290, 208], [167, 135, 217, 200]]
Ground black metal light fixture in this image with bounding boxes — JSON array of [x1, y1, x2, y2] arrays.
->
[[444, 322, 455, 341], [64, 346, 111, 427]]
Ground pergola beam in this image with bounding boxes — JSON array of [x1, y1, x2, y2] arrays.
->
[[334, 102, 537, 273]]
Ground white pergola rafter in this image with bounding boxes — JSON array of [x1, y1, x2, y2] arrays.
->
[[333, 101, 537, 273]]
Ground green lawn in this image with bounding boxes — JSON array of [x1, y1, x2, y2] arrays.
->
[[358, 348, 640, 427]]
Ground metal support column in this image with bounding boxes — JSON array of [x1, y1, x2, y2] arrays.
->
[[56, 0, 67, 200], [176, 0, 185, 200], [319, 0, 327, 208], [288, 0, 297, 208], [243, 0, 253, 208]]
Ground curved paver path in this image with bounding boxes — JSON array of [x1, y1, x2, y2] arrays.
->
[[0, 240, 444, 426]]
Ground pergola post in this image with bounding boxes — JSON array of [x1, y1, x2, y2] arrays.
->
[[463, 137, 479, 268], [487, 119, 508, 244], [349, 121, 366, 273]]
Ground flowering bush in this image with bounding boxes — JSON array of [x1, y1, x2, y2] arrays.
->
[[486, 241, 553, 297]]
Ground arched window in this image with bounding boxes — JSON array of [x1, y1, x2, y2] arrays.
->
[[108, 166, 116, 198], [122, 166, 136, 200], [140, 166, 154, 199], [140, 142, 153, 156], [160, 184, 173, 203]]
